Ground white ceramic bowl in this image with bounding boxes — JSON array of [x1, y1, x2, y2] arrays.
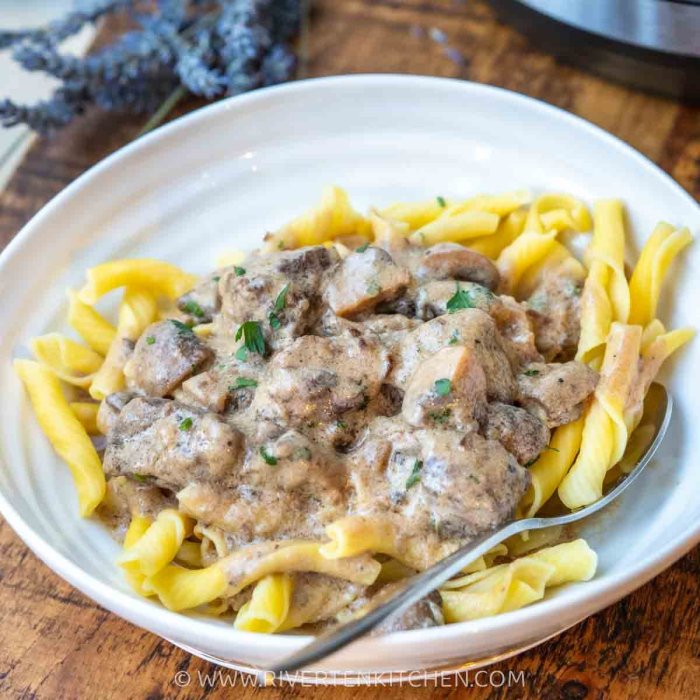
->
[[0, 75, 698, 681]]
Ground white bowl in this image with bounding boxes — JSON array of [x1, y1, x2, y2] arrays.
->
[[0, 75, 698, 681]]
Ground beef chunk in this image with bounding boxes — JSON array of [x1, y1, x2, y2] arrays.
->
[[177, 431, 346, 544], [481, 402, 550, 465], [177, 273, 221, 323], [325, 247, 410, 318], [391, 308, 516, 403], [417, 243, 500, 290], [517, 361, 598, 428], [218, 246, 336, 346], [254, 334, 390, 427], [402, 346, 487, 429], [527, 260, 586, 361], [374, 589, 444, 633], [103, 397, 243, 490], [97, 391, 137, 435], [125, 320, 213, 397]]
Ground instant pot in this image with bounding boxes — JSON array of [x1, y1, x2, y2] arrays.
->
[[488, 0, 700, 101]]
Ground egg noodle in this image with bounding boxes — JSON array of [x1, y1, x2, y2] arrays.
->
[[14, 186, 693, 632]]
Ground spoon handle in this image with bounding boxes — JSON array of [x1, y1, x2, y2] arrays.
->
[[265, 517, 533, 678]]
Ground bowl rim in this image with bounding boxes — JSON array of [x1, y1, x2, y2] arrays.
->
[[0, 73, 698, 658]]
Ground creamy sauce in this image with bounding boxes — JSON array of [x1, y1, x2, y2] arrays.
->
[[101, 241, 598, 606]]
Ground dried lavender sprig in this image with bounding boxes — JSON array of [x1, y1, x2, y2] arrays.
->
[[0, 0, 131, 51], [1, 0, 302, 133]]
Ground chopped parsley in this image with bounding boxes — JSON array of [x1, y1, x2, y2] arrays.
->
[[268, 284, 289, 331], [145, 335, 156, 345], [448, 330, 460, 346], [428, 407, 452, 424], [355, 242, 370, 253], [235, 346, 248, 361], [132, 474, 149, 483], [405, 459, 423, 489], [269, 312, 281, 330], [336, 420, 348, 430], [293, 446, 312, 461], [524, 369, 540, 377], [446, 284, 476, 313], [182, 300, 205, 318], [212, 275, 220, 282], [178, 417, 193, 431], [436, 195, 447, 208], [367, 280, 382, 296], [233, 266, 246, 277], [434, 378, 452, 396], [260, 446, 278, 466], [235, 320, 266, 356], [230, 377, 258, 390], [170, 319, 195, 337], [273, 284, 289, 313]]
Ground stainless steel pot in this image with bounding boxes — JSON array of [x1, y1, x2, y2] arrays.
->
[[488, 0, 700, 101]]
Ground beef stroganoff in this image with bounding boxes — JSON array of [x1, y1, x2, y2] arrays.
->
[[14, 186, 693, 633]]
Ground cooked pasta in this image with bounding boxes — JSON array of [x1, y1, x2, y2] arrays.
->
[[78, 259, 196, 304], [233, 574, 293, 633], [441, 540, 596, 623], [90, 287, 158, 400], [67, 290, 116, 355], [30, 334, 103, 388], [628, 224, 693, 327], [14, 359, 105, 516], [13, 185, 692, 635]]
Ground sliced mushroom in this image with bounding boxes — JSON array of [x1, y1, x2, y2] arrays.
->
[[417, 243, 500, 290], [480, 402, 550, 465], [125, 320, 213, 397], [517, 361, 598, 428], [402, 345, 487, 428], [325, 247, 411, 318]]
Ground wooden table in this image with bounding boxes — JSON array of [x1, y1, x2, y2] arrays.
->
[[0, 1, 698, 697]]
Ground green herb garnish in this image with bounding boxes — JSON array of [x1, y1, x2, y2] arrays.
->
[[273, 284, 289, 313], [235, 320, 266, 356], [446, 284, 475, 313], [179, 417, 193, 431], [235, 346, 248, 361], [230, 377, 258, 390], [212, 275, 220, 282], [367, 280, 382, 296], [269, 312, 281, 330], [448, 330, 460, 346], [293, 446, 312, 461], [406, 459, 423, 489], [356, 242, 369, 253], [428, 408, 452, 424], [524, 369, 540, 377], [170, 319, 195, 336], [260, 446, 278, 466], [336, 420, 348, 430], [233, 266, 246, 277], [434, 378, 452, 396], [145, 335, 156, 345], [132, 474, 149, 483], [182, 300, 205, 318], [436, 195, 447, 208]]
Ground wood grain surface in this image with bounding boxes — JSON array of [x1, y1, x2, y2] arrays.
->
[[1, 1, 698, 698]]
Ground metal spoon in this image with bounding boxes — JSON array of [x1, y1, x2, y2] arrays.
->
[[264, 383, 671, 679]]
